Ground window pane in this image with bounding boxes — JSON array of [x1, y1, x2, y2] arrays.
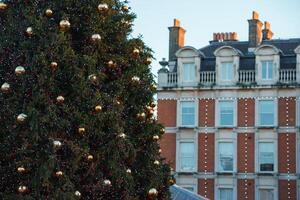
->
[[221, 63, 233, 81], [259, 189, 274, 200], [219, 188, 233, 200], [259, 143, 274, 172], [219, 142, 233, 171], [220, 101, 234, 126], [262, 62, 267, 79], [259, 101, 274, 126], [181, 102, 195, 126], [268, 62, 273, 79], [183, 187, 194, 192], [180, 142, 195, 170], [183, 63, 196, 81], [262, 61, 273, 80]]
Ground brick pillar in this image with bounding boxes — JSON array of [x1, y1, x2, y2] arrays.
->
[[199, 99, 215, 127], [198, 133, 215, 172], [278, 133, 296, 173], [238, 98, 255, 127], [159, 134, 176, 169], [157, 99, 177, 127], [279, 180, 297, 200], [237, 133, 255, 173], [198, 179, 214, 200], [237, 179, 255, 200], [278, 97, 296, 127]]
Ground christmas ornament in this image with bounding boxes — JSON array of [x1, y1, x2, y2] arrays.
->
[[0, 2, 7, 11], [137, 112, 146, 120], [158, 149, 162, 153], [1, 82, 10, 93], [78, 127, 86, 135], [59, 20, 71, 32], [50, 62, 58, 71], [18, 186, 28, 193], [160, 128, 165, 134], [56, 96, 65, 104], [169, 179, 175, 185], [126, 169, 131, 174], [75, 191, 81, 197], [98, 3, 108, 12], [122, 5, 129, 12], [153, 135, 159, 140], [17, 167, 26, 173], [145, 57, 152, 65], [55, 171, 63, 177], [17, 114, 27, 124], [148, 188, 158, 199], [53, 140, 62, 147], [103, 179, 111, 186], [88, 74, 97, 83], [150, 84, 157, 91], [95, 105, 102, 113], [132, 48, 140, 57], [15, 66, 26, 76], [107, 60, 115, 68], [26, 27, 33, 37], [118, 133, 126, 139], [87, 155, 93, 161], [131, 76, 140, 82], [91, 34, 101, 43], [150, 102, 156, 108], [45, 9, 53, 17], [116, 100, 121, 106], [154, 160, 160, 165]]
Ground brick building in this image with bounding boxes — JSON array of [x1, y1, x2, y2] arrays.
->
[[157, 11, 300, 200]]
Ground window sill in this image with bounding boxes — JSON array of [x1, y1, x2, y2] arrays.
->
[[257, 172, 277, 176], [257, 126, 277, 129], [177, 171, 197, 175], [178, 126, 197, 129], [216, 171, 236, 175], [217, 126, 235, 129]]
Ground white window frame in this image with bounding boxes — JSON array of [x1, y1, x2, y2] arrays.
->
[[182, 62, 196, 82], [216, 100, 237, 127], [255, 139, 278, 174], [216, 141, 236, 173], [220, 62, 234, 81], [256, 99, 277, 127], [178, 141, 196, 172], [177, 99, 198, 128], [256, 187, 277, 200], [258, 142, 275, 173], [261, 60, 274, 81], [217, 187, 235, 200]]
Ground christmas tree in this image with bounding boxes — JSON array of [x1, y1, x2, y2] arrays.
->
[[0, 0, 172, 199]]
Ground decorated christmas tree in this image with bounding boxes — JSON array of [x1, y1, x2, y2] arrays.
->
[[0, 0, 172, 199]]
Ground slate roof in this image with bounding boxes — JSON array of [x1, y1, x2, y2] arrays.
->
[[170, 185, 208, 200]]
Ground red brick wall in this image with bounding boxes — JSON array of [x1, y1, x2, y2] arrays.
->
[[199, 99, 215, 127], [278, 97, 296, 127], [238, 98, 255, 127], [237, 133, 255, 173], [237, 179, 255, 200], [198, 133, 215, 172], [278, 133, 296, 173], [159, 133, 176, 169], [157, 99, 177, 127], [198, 179, 214, 200], [279, 180, 297, 200]]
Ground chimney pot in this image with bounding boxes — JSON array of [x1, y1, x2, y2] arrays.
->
[[252, 11, 259, 20], [213, 33, 217, 41], [264, 21, 271, 30], [174, 19, 180, 27]]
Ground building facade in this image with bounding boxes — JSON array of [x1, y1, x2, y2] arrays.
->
[[157, 12, 300, 200]]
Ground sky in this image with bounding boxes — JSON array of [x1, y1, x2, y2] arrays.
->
[[127, 0, 300, 78]]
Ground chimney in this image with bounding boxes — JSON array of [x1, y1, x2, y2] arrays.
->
[[248, 11, 263, 48], [262, 21, 273, 40], [168, 19, 186, 61], [212, 32, 238, 42]]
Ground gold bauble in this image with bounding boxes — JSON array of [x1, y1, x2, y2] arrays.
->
[[154, 160, 160, 165], [15, 66, 26, 76], [122, 5, 129, 12], [88, 74, 97, 84], [17, 113, 27, 124], [107, 60, 115, 68], [98, 3, 108, 12], [148, 188, 158, 199], [169, 179, 175, 185], [55, 171, 63, 177], [1, 82, 10, 93], [45, 9, 53, 17], [56, 96, 65, 104], [126, 168, 131, 174], [59, 20, 71, 32], [50, 62, 58, 71], [150, 84, 157, 91], [132, 48, 140, 58], [158, 149, 162, 153], [17, 167, 26, 173], [145, 57, 152, 65], [18, 186, 28, 193], [137, 112, 146, 120], [118, 133, 126, 139], [91, 34, 101, 43], [87, 155, 93, 161], [78, 127, 86, 135], [0, 2, 7, 11], [153, 135, 159, 140], [26, 27, 33, 37], [103, 179, 111, 186], [160, 128, 165, 134], [75, 190, 81, 197], [53, 140, 62, 147], [95, 105, 102, 113]]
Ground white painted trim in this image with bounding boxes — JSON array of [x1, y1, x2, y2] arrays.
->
[[255, 99, 278, 127]]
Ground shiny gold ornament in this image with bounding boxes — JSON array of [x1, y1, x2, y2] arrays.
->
[[50, 62, 58, 71], [26, 27, 33, 37], [15, 66, 26, 76], [0, 2, 7, 11], [95, 105, 102, 113], [122, 5, 129, 12], [160, 128, 165, 134], [78, 127, 86, 135], [75, 190, 81, 197], [53, 140, 62, 147], [107, 60, 115, 68], [98, 3, 108, 12], [59, 20, 71, 32], [137, 112, 146, 120], [169, 179, 175, 185], [56, 96, 65, 104], [17, 167, 26, 173], [153, 135, 159, 140], [132, 48, 140, 57], [45, 9, 53, 17], [126, 168, 131, 174], [103, 179, 111, 186], [87, 155, 93, 161], [55, 171, 63, 177], [18, 186, 28, 193], [88, 74, 97, 84], [154, 160, 160, 165], [91, 34, 101, 43], [1, 82, 10, 93], [158, 149, 162, 153], [148, 188, 158, 199], [17, 113, 27, 124], [118, 133, 126, 139], [145, 57, 152, 65], [131, 76, 140, 82], [116, 100, 121, 105]]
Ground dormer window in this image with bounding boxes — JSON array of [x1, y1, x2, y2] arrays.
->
[[183, 63, 196, 82], [221, 62, 234, 81], [261, 61, 273, 80]]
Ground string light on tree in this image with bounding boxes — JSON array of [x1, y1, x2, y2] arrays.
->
[[103, 179, 111, 186], [148, 188, 158, 199], [91, 34, 101, 43], [50, 62, 58, 71], [26, 27, 33, 37], [18, 186, 28, 193]]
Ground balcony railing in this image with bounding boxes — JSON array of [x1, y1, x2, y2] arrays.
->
[[199, 71, 215, 85], [279, 69, 296, 83], [167, 72, 178, 86], [238, 70, 256, 83]]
